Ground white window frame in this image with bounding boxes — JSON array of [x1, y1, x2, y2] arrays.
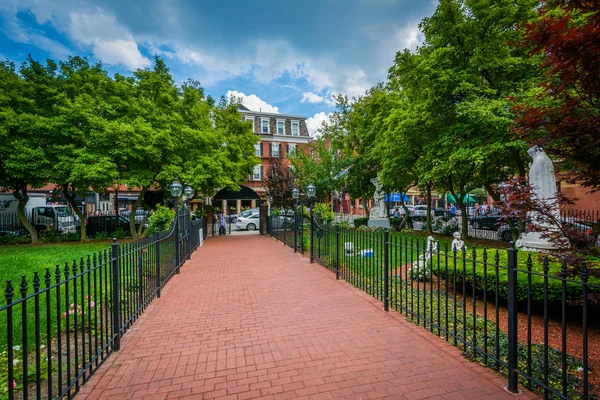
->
[[254, 143, 261, 156], [276, 119, 286, 135], [252, 165, 262, 181], [271, 142, 280, 157], [245, 117, 254, 132], [291, 120, 299, 136], [261, 118, 270, 134], [288, 143, 297, 155]]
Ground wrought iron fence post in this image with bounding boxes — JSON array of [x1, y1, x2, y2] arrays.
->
[[383, 229, 389, 312], [310, 212, 314, 263], [283, 213, 287, 246], [335, 225, 340, 280], [294, 205, 297, 253], [155, 233, 161, 298], [507, 241, 519, 393], [175, 204, 180, 273], [111, 238, 121, 351], [187, 207, 192, 260]]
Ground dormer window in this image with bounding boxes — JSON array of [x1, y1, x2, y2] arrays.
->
[[277, 119, 285, 135], [291, 121, 299, 136], [261, 119, 270, 134]]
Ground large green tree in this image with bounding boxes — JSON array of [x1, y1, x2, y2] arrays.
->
[[52, 56, 119, 241], [0, 58, 59, 242]]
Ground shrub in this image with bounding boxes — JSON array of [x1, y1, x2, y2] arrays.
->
[[432, 216, 459, 236], [113, 227, 128, 239], [39, 227, 79, 243], [354, 217, 369, 228], [95, 231, 109, 241], [312, 203, 334, 223], [428, 247, 600, 305], [0, 234, 30, 245], [146, 206, 175, 235], [270, 208, 281, 217]]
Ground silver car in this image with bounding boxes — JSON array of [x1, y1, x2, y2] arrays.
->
[[235, 213, 260, 231]]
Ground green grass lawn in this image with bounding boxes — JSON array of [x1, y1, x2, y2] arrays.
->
[[0, 242, 112, 287]]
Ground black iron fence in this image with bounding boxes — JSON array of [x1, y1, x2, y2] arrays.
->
[[1, 207, 204, 400], [267, 207, 305, 253], [270, 217, 599, 399]]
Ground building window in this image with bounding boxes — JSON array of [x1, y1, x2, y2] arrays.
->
[[254, 143, 261, 156], [246, 117, 254, 132], [287, 143, 297, 155], [291, 121, 299, 136], [277, 120, 285, 135], [261, 119, 269, 133], [271, 143, 280, 157], [252, 165, 262, 181]]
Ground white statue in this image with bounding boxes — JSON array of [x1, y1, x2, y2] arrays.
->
[[411, 236, 438, 280], [370, 175, 386, 219], [451, 232, 466, 252], [517, 146, 562, 251]]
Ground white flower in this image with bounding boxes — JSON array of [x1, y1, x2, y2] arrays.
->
[[12, 359, 19, 366], [577, 367, 584, 372], [40, 345, 46, 349], [12, 345, 21, 351]]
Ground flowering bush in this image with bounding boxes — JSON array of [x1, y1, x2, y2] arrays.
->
[[61, 295, 96, 331]]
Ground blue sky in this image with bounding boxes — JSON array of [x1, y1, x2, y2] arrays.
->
[[0, 0, 436, 135]]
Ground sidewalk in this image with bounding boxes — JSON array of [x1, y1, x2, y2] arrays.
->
[[78, 235, 533, 399]]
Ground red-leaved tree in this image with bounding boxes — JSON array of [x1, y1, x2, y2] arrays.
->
[[511, 0, 600, 189]]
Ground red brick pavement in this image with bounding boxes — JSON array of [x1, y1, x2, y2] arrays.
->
[[78, 235, 535, 400]]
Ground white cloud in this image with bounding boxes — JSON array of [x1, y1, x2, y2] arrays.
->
[[68, 10, 151, 69], [300, 92, 324, 104], [93, 40, 151, 70], [226, 91, 279, 113], [306, 112, 332, 138]]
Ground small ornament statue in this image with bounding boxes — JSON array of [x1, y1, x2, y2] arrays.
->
[[411, 236, 438, 280], [451, 232, 466, 252]]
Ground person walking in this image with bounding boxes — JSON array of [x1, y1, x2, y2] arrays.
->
[[450, 204, 456, 220]]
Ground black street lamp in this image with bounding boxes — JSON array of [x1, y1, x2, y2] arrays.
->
[[306, 183, 316, 209]]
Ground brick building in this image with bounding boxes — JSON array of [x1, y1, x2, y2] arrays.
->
[[212, 106, 312, 214]]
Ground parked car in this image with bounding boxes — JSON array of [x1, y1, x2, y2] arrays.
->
[[86, 215, 131, 237], [121, 209, 149, 224], [412, 205, 433, 221], [433, 207, 449, 217], [392, 206, 414, 218], [470, 211, 504, 231], [229, 208, 259, 223], [236, 213, 260, 231]]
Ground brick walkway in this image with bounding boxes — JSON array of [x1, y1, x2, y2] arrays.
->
[[78, 235, 533, 400]]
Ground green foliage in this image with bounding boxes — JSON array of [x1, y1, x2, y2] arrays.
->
[[353, 217, 369, 228], [0, 234, 30, 245], [312, 203, 334, 223], [289, 136, 348, 202], [39, 227, 79, 243], [145, 206, 175, 235], [269, 208, 281, 217], [113, 227, 128, 239], [94, 231, 109, 241]]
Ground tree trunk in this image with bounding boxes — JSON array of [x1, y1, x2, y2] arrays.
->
[[425, 182, 433, 233], [62, 184, 86, 242], [13, 185, 38, 243], [459, 201, 468, 239], [130, 187, 148, 238]]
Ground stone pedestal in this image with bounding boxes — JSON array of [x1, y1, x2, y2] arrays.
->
[[516, 232, 562, 253], [368, 218, 390, 228]]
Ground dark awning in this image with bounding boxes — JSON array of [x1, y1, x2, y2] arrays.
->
[[213, 186, 260, 201]]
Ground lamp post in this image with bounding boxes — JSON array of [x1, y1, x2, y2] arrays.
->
[[306, 183, 316, 209], [292, 187, 300, 252], [170, 179, 183, 269], [306, 184, 317, 263]]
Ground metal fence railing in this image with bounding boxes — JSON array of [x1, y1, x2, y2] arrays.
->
[[270, 218, 599, 399], [1, 207, 204, 400]]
